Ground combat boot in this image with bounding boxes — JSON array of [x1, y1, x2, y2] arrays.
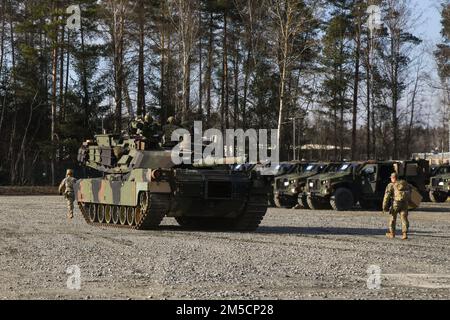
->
[[386, 232, 395, 239], [402, 233, 408, 240]]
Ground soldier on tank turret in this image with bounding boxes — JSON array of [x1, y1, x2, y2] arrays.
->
[[59, 169, 77, 220], [141, 113, 162, 149], [128, 116, 144, 136], [162, 116, 181, 148]]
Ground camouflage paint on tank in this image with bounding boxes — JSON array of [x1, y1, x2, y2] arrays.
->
[[76, 176, 171, 207]]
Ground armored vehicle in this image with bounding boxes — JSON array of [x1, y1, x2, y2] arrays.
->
[[273, 163, 328, 209], [305, 162, 363, 210], [75, 134, 269, 231], [428, 172, 450, 203], [305, 160, 430, 211], [253, 161, 304, 207]]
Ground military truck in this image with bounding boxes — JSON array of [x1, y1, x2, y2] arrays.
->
[[305, 160, 430, 211], [273, 163, 328, 209], [305, 162, 363, 210], [253, 161, 305, 207], [75, 134, 270, 231], [428, 170, 450, 203]]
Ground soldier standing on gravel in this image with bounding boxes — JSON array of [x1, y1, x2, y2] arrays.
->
[[59, 169, 77, 220], [383, 173, 411, 240]]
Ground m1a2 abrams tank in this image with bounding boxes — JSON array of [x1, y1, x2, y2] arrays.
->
[[75, 134, 269, 231]]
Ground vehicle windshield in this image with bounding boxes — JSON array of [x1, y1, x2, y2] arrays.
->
[[304, 165, 317, 172], [258, 163, 295, 176], [437, 166, 450, 175], [232, 164, 254, 172], [338, 164, 353, 172], [324, 164, 341, 173]]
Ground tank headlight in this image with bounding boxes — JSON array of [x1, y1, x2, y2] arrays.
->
[[284, 181, 290, 187], [309, 182, 314, 188], [439, 181, 445, 186], [322, 180, 329, 185]]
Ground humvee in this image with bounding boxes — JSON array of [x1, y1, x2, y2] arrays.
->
[[273, 163, 329, 209], [305, 160, 430, 211], [254, 161, 305, 207], [428, 164, 450, 203]]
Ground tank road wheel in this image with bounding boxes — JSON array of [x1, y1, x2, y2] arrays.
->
[[127, 207, 135, 226], [105, 206, 112, 224], [119, 207, 127, 226], [98, 205, 105, 223], [139, 192, 149, 213], [429, 191, 448, 203], [136, 194, 171, 230], [88, 204, 97, 223], [330, 188, 354, 211], [135, 207, 143, 226], [112, 206, 120, 225], [298, 194, 310, 209]]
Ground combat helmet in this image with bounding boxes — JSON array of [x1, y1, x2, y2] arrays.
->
[[144, 113, 153, 124]]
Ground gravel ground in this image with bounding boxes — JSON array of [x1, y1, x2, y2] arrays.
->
[[0, 196, 449, 300]]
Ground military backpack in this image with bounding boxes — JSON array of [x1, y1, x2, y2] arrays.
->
[[393, 180, 411, 203]]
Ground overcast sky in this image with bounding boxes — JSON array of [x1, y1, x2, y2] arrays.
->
[[416, 0, 442, 42]]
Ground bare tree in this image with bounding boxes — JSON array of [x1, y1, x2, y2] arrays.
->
[[266, 0, 318, 159], [377, 0, 421, 159], [169, 0, 199, 123], [104, 0, 130, 133]]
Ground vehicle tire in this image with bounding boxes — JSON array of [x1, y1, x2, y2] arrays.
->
[[330, 188, 354, 211], [274, 196, 283, 208], [298, 194, 310, 209], [267, 194, 276, 207], [307, 196, 329, 210], [274, 196, 296, 209], [429, 191, 448, 203]]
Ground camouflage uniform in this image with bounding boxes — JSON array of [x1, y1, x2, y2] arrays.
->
[[383, 181, 410, 235], [59, 173, 77, 219], [141, 114, 162, 149], [162, 117, 180, 148]]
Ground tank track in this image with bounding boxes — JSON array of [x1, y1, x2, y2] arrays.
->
[[175, 195, 268, 232], [78, 193, 170, 231], [234, 195, 268, 231]]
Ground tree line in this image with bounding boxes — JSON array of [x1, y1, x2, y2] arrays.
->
[[0, 0, 448, 186]]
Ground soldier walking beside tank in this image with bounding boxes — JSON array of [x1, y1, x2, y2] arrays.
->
[[383, 173, 411, 240], [59, 169, 77, 219]]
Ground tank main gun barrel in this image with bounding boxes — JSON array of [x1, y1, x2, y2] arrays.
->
[[193, 156, 247, 168]]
